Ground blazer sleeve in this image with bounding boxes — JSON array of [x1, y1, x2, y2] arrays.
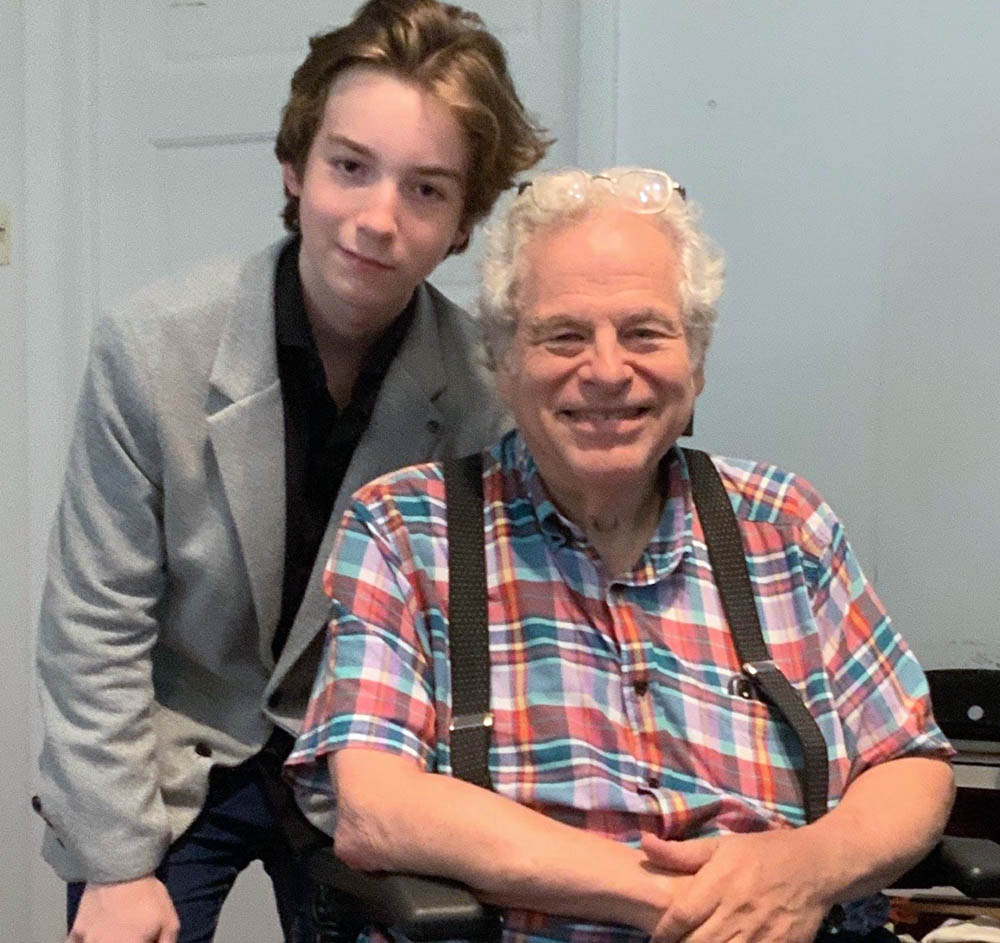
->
[[36, 310, 172, 883]]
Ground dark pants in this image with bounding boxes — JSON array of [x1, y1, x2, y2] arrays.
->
[[67, 756, 319, 943]]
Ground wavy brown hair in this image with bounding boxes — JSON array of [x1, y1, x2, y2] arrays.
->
[[275, 0, 551, 250]]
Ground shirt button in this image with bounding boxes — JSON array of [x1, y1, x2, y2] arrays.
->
[[647, 776, 659, 789], [633, 680, 649, 696], [194, 742, 213, 758], [31, 795, 43, 814]]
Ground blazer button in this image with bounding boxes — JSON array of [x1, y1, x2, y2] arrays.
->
[[426, 419, 441, 434], [194, 742, 213, 758]]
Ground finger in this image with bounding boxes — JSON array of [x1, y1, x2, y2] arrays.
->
[[641, 833, 718, 873], [652, 896, 719, 943], [651, 904, 692, 943], [674, 913, 737, 943], [157, 915, 180, 943]]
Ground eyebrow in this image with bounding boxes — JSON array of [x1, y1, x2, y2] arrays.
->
[[523, 309, 681, 333], [322, 133, 465, 182], [619, 309, 683, 329], [521, 315, 588, 339]]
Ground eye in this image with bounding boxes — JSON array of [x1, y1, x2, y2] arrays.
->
[[330, 156, 368, 180], [414, 181, 445, 201], [622, 321, 680, 347], [542, 331, 587, 355]]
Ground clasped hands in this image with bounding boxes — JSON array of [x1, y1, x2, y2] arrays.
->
[[640, 828, 837, 943]]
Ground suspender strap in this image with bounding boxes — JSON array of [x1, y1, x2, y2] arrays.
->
[[684, 448, 830, 824], [443, 453, 492, 790]]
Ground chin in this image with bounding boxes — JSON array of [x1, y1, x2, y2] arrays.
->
[[568, 457, 650, 491]]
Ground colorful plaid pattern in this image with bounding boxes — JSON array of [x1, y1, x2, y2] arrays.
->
[[288, 430, 950, 943]]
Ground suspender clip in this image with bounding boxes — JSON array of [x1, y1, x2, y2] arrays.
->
[[741, 659, 777, 678], [450, 711, 494, 733]]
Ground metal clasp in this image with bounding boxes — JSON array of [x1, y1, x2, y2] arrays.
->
[[741, 659, 777, 679], [450, 711, 494, 733]]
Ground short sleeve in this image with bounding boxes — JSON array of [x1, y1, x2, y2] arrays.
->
[[287, 497, 439, 791], [807, 500, 953, 779]]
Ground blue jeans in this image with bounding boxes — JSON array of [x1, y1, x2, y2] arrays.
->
[[67, 757, 319, 942]]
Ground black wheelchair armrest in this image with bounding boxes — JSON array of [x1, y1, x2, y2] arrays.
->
[[894, 836, 1000, 899], [308, 847, 501, 942]]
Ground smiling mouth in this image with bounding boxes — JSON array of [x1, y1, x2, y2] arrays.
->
[[338, 245, 395, 270], [560, 406, 650, 422]]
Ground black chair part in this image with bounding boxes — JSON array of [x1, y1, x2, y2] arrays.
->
[[310, 846, 501, 942]]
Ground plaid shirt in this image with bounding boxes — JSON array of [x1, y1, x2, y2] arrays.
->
[[288, 430, 950, 943]]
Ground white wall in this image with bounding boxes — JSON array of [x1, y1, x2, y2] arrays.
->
[[616, 1, 1000, 668]]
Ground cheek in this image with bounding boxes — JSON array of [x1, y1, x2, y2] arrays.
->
[[414, 219, 463, 263], [494, 366, 516, 411]]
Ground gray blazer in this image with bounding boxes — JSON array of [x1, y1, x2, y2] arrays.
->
[[35, 240, 508, 882]]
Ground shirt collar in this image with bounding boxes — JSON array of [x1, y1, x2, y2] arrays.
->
[[275, 237, 327, 395], [510, 430, 696, 583]]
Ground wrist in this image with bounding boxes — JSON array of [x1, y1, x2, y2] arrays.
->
[[791, 822, 855, 904], [626, 850, 676, 934], [90, 873, 160, 891]]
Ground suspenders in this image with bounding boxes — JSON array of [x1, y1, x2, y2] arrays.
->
[[444, 452, 493, 791], [442, 449, 829, 823]]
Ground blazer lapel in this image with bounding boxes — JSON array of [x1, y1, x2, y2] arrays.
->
[[206, 248, 286, 663]]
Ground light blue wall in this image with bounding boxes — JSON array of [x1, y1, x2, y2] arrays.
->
[[615, 1, 1000, 667]]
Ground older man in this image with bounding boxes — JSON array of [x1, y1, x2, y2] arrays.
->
[[287, 168, 954, 943]]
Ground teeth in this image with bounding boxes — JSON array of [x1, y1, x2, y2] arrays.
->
[[569, 408, 643, 420]]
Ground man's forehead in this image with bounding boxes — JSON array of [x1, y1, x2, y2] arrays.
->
[[317, 65, 470, 178], [525, 208, 676, 255], [516, 212, 683, 316]]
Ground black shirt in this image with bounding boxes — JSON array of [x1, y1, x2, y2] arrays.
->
[[272, 238, 415, 660]]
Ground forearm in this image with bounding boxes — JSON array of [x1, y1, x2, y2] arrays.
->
[[333, 749, 675, 932], [801, 755, 955, 901]]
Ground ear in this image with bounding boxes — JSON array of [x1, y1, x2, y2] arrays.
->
[[694, 365, 705, 396], [281, 162, 302, 197], [449, 226, 471, 255]]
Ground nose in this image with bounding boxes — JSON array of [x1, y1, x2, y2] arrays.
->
[[580, 330, 632, 390], [355, 178, 400, 241]]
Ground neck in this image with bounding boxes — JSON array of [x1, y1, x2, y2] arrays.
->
[[548, 476, 665, 575], [303, 297, 390, 410]]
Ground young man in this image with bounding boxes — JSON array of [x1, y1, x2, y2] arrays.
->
[[34, 2, 549, 940]]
